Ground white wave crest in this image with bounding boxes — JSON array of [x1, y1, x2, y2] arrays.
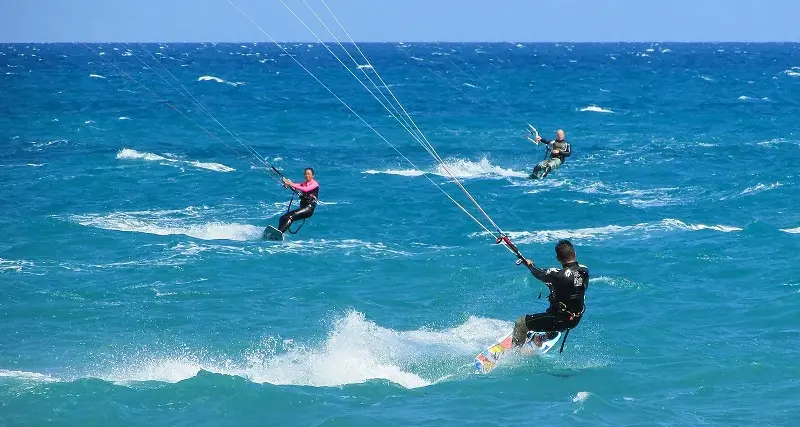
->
[[197, 75, 245, 86], [97, 311, 514, 389], [740, 182, 782, 196], [477, 218, 741, 244], [0, 258, 34, 272], [433, 157, 526, 179], [116, 148, 167, 162], [0, 369, 58, 383], [198, 75, 224, 83], [573, 391, 592, 403], [188, 161, 235, 172], [357, 64, 373, 69], [118, 116, 130, 120], [117, 148, 234, 173], [71, 210, 262, 241], [781, 227, 800, 234], [362, 168, 425, 177], [580, 105, 614, 113], [364, 158, 525, 180], [784, 69, 800, 77], [89, 73, 106, 79]]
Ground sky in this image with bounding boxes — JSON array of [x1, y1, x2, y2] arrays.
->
[[1, 0, 799, 43]]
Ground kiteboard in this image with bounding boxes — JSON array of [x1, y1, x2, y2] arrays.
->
[[263, 225, 284, 241], [474, 330, 561, 374]]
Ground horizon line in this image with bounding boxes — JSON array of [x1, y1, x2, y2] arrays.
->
[[3, 40, 800, 44]]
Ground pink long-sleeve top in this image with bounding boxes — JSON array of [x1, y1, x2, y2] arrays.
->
[[289, 179, 319, 197]]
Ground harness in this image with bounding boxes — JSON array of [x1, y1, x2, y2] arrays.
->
[[284, 194, 312, 235]]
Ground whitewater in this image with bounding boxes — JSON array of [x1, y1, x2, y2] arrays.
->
[[1, 42, 799, 427]]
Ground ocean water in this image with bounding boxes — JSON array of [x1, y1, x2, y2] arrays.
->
[[1, 41, 800, 426]]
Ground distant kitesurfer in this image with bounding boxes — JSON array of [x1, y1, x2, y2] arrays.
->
[[278, 168, 319, 233], [512, 240, 589, 347], [531, 129, 571, 179]]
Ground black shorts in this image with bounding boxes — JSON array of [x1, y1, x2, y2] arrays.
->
[[524, 311, 579, 332]]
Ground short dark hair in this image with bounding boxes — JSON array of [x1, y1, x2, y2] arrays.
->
[[305, 167, 315, 176], [555, 240, 576, 262]]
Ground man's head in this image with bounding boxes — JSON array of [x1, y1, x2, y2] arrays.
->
[[556, 129, 565, 141], [555, 239, 576, 264]]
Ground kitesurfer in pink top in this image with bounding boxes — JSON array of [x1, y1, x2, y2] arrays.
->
[[278, 168, 319, 233]]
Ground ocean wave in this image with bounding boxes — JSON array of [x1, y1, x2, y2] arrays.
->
[[740, 182, 782, 196], [463, 82, 478, 88], [118, 116, 130, 120], [0, 369, 58, 383], [783, 69, 800, 77], [698, 75, 715, 82], [356, 64, 373, 70], [71, 210, 262, 241], [89, 73, 106, 79], [197, 75, 245, 86], [433, 157, 526, 179], [117, 148, 234, 173], [364, 158, 525, 180], [780, 227, 800, 234], [93, 311, 515, 389], [0, 258, 34, 273], [580, 105, 614, 113], [362, 168, 425, 177], [27, 138, 68, 151], [473, 218, 741, 244]]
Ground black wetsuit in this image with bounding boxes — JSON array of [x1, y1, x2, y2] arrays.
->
[[278, 186, 318, 233], [531, 138, 571, 179], [512, 261, 589, 345], [540, 138, 571, 163]]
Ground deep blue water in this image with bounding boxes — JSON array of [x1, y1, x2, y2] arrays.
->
[[2, 41, 800, 426]]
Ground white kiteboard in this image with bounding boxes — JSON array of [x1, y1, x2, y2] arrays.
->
[[263, 225, 284, 241], [474, 330, 561, 374]]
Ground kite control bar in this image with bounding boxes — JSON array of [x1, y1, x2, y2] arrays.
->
[[496, 234, 528, 266], [524, 124, 540, 145], [270, 165, 301, 196]]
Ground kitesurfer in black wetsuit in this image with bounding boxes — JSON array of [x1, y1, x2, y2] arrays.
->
[[531, 129, 571, 179], [512, 240, 589, 347], [278, 168, 319, 233]]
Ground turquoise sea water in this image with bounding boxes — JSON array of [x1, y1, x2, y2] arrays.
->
[[1, 42, 800, 426]]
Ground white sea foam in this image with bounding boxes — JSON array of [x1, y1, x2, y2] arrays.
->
[[474, 218, 741, 244], [580, 105, 614, 113], [118, 116, 130, 120], [117, 148, 168, 162], [364, 158, 525, 180], [96, 311, 515, 389], [699, 75, 715, 82], [463, 82, 478, 88], [117, 148, 234, 173], [356, 64, 373, 70], [740, 182, 782, 196], [433, 157, 526, 179], [783, 69, 800, 77], [72, 211, 261, 241], [0, 369, 58, 383], [0, 258, 34, 272], [89, 73, 106, 79], [363, 168, 425, 177], [573, 391, 592, 403], [188, 161, 235, 173], [198, 75, 224, 83], [781, 227, 800, 234]]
